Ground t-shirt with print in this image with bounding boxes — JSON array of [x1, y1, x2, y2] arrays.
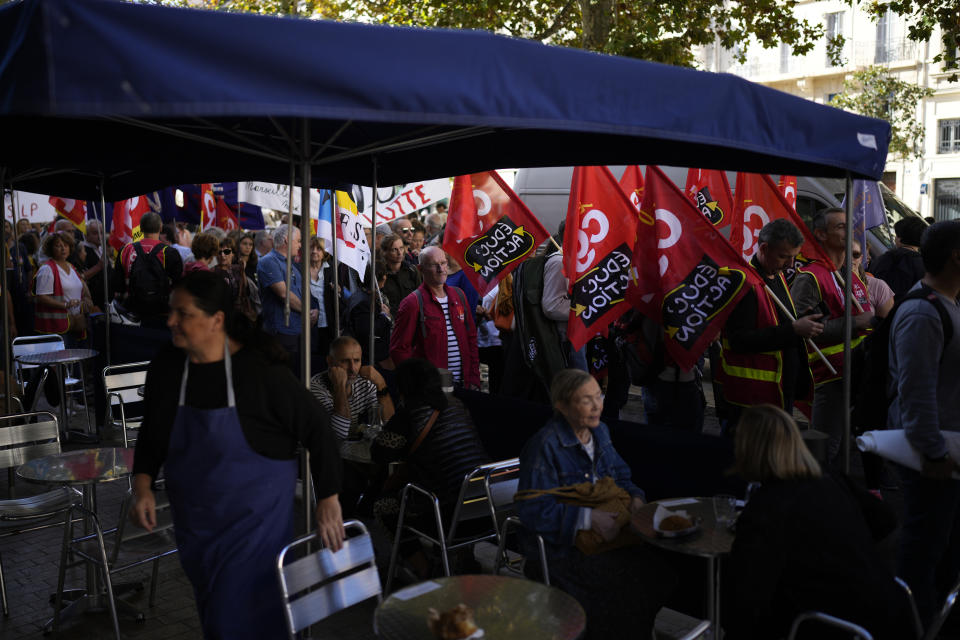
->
[[438, 296, 461, 382]]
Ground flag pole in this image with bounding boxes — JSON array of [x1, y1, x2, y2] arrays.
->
[[833, 271, 865, 313], [549, 236, 562, 253], [763, 283, 837, 376], [368, 158, 378, 368]]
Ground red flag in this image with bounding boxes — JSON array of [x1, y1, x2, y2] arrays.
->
[[684, 168, 733, 229], [443, 171, 549, 297], [778, 175, 798, 211], [109, 195, 149, 251], [729, 173, 835, 270], [563, 166, 638, 351], [619, 165, 645, 213], [626, 166, 760, 371], [48, 197, 87, 233], [215, 196, 239, 231], [200, 183, 217, 231]]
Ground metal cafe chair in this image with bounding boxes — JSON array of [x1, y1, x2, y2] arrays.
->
[[921, 573, 960, 640], [12, 335, 90, 432], [102, 361, 150, 447], [0, 411, 81, 617], [495, 516, 710, 640], [55, 488, 177, 635], [276, 519, 381, 639], [786, 612, 873, 640], [384, 457, 520, 593]]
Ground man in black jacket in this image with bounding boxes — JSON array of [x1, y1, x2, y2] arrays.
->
[[869, 217, 926, 300]]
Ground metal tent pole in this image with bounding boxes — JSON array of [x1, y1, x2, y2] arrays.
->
[[1, 175, 12, 413], [299, 119, 315, 538], [284, 162, 295, 329], [368, 159, 378, 367], [99, 182, 112, 365], [330, 188, 340, 338], [843, 174, 854, 475]]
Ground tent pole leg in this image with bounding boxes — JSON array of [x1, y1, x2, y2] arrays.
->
[[299, 118, 315, 538], [1, 173, 12, 414], [99, 181, 111, 367], [369, 158, 378, 368], [843, 173, 854, 476]]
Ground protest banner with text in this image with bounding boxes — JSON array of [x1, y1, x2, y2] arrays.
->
[[685, 168, 733, 230]]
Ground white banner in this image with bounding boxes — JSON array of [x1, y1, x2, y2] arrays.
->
[[236, 182, 320, 217], [357, 179, 450, 226], [3, 190, 59, 224]]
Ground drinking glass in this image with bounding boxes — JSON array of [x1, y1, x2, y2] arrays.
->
[[713, 494, 737, 527]]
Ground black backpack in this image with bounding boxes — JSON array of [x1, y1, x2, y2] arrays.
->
[[852, 284, 954, 432], [128, 243, 170, 316]]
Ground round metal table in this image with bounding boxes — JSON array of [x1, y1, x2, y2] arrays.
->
[[17, 447, 136, 631], [632, 498, 735, 637], [375, 574, 586, 640], [16, 348, 99, 439]]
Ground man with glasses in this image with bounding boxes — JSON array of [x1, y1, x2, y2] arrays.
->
[[380, 233, 420, 319], [390, 246, 480, 389]]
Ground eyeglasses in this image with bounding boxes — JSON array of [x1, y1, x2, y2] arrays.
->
[[219, 248, 233, 255]]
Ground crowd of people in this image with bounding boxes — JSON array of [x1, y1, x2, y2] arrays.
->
[[5, 200, 960, 640]]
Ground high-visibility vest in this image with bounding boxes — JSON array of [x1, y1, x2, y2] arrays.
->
[[717, 274, 796, 409], [33, 260, 69, 334], [796, 260, 872, 386]]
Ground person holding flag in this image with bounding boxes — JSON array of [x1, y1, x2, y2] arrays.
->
[[717, 220, 823, 430], [791, 208, 874, 469]]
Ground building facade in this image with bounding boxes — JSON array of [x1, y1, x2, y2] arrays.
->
[[698, 1, 960, 221]]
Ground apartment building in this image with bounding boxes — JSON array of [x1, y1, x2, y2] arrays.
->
[[698, 1, 960, 221]]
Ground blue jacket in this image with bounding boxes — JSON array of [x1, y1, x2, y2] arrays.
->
[[516, 416, 643, 549]]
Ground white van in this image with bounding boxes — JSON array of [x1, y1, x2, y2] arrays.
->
[[513, 166, 924, 259]]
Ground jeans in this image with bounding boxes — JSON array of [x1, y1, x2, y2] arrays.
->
[[813, 379, 844, 469], [897, 465, 960, 627]]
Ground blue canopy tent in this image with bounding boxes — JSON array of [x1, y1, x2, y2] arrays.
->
[[0, 0, 888, 482]]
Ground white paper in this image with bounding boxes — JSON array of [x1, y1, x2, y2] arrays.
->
[[392, 580, 442, 601], [857, 430, 960, 479], [657, 498, 699, 507], [653, 504, 691, 531]]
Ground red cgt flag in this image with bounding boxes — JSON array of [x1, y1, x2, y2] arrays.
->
[[442, 172, 549, 297], [563, 166, 638, 351], [200, 183, 217, 231], [215, 196, 239, 231], [626, 166, 760, 371], [109, 195, 150, 251], [619, 165, 645, 213], [778, 175, 798, 211], [729, 172, 835, 270], [684, 168, 733, 230], [49, 197, 87, 233]]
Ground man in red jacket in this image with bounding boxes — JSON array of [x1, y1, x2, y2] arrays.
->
[[389, 246, 480, 389]]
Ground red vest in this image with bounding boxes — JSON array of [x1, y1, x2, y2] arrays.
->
[[34, 260, 69, 334], [717, 273, 798, 409], [796, 261, 872, 385]]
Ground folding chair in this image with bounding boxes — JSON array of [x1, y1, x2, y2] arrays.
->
[[276, 520, 381, 639], [384, 458, 520, 593], [102, 361, 150, 447], [922, 574, 960, 640], [0, 412, 81, 616], [495, 516, 710, 640], [55, 488, 177, 636], [787, 612, 873, 640]]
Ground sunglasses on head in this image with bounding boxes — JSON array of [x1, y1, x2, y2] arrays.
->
[[220, 248, 233, 255]]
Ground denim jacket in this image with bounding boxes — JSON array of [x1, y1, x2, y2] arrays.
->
[[516, 415, 644, 550]]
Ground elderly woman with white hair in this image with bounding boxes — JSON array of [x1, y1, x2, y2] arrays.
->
[[515, 368, 676, 640]]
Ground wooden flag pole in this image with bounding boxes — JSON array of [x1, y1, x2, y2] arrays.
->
[[763, 284, 838, 376], [833, 271, 866, 313], [549, 236, 562, 253]]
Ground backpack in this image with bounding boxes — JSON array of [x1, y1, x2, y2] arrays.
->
[[128, 243, 170, 316], [852, 284, 954, 432], [616, 310, 667, 387]]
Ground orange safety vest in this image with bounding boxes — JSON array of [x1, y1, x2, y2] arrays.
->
[[33, 260, 69, 334], [717, 273, 798, 409], [796, 260, 872, 386]]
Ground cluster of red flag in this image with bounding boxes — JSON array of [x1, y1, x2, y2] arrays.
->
[[439, 166, 825, 372], [200, 183, 239, 232]]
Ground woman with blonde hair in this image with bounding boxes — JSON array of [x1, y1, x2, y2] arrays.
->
[[725, 405, 912, 639]]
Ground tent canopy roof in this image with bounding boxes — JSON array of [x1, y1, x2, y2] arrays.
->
[[0, 0, 890, 199]]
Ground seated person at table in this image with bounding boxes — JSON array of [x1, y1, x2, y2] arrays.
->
[[724, 405, 913, 640], [371, 358, 490, 577], [515, 368, 676, 640], [310, 336, 394, 441]]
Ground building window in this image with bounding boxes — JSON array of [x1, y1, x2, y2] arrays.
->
[[825, 11, 844, 66], [934, 178, 960, 221], [826, 92, 839, 104], [940, 119, 960, 154], [780, 43, 791, 74], [875, 10, 892, 63]]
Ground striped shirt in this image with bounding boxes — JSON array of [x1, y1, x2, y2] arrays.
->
[[309, 372, 379, 441], [438, 296, 462, 382]]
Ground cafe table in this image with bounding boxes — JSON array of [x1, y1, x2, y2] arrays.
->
[[374, 574, 586, 640], [15, 348, 99, 441], [632, 497, 736, 637], [17, 447, 137, 630]]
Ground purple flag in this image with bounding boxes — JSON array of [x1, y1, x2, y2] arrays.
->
[[842, 179, 886, 258]]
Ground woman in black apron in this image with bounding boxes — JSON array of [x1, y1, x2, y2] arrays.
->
[[129, 271, 344, 639]]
